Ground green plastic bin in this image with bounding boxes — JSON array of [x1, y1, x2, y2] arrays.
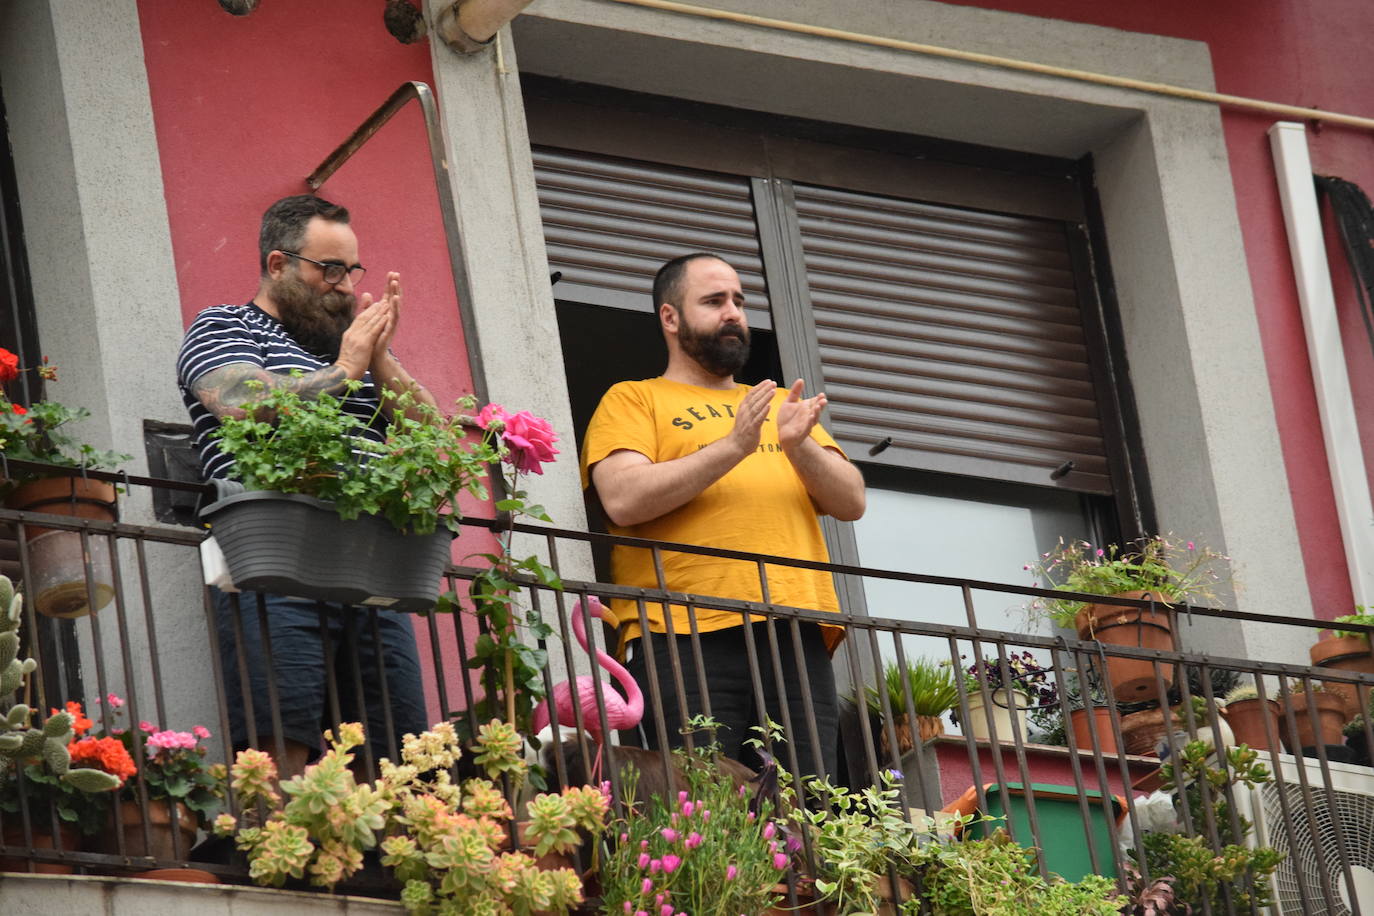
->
[[965, 782, 1125, 881]]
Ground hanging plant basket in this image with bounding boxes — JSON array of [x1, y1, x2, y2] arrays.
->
[[200, 490, 453, 612], [6, 477, 117, 619], [1076, 591, 1176, 704]]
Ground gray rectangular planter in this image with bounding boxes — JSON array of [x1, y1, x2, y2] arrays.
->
[[199, 490, 452, 612]]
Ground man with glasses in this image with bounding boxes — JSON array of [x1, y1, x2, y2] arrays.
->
[[176, 194, 434, 776]]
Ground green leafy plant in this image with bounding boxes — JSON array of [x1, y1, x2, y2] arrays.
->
[[1027, 535, 1230, 627], [211, 380, 500, 536], [433, 404, 562, 741], [1328, 606, 1374, 639], [600, 719, 785, 916], [911, 831, 1124, 916], [1140, 741, 1284, 912], [0, 349, 130, 486], [221, 718, 606, 912], [801, 769, 924, 914], [861, 659, 960, 720], [0, 575, 124, 836]]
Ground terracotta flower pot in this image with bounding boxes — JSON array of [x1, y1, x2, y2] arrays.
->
[[1309, 634, 1374, 719], [880, 713, 945, 756], [6, 477, 118, 618], [100, 798, 198, 862], [0, 822, 81, 874], [1069, 705, 1119, 755], [134, 867, 220, 883], [1222, 697, 1282, 752], [1075, 592, 1176, 704], [1283, 690, 1349, 752]]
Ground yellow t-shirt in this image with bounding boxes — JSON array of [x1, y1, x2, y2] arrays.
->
[[580, 377, 844, 650]]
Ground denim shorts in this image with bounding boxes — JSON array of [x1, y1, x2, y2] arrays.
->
[[211, 588, 429, 762]]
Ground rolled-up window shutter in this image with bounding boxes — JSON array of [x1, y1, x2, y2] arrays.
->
[[533, 147, 773, 328], [794, 182, 1110, 494]]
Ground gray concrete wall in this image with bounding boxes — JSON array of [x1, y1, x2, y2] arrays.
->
[[0, 1, 219, 746], [0, 874, 400, 915]]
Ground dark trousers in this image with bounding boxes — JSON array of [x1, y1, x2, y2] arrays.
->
[[211, 588, 429, 763], [624, 621, 838, 783]]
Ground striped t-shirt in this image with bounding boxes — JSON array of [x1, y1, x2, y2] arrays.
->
[[176, 303, 385, 481]]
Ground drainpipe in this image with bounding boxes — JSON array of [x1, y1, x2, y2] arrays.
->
[[434, 0, 534, 53], [1269, 121, 1374, 608]]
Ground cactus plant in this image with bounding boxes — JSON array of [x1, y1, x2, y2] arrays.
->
[[1, 574, 120, 836]]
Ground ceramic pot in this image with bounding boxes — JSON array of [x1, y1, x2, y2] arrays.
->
[[1222, 697, 1282, 752], [1309, 634, 1374, 719], [1283, 690, 1349, 752], [0, 822, 81, 874], [965, 688, 1030, 742], [6, 477, 117, 618], [1068, 705, 1119, 755], [101, 799, 198, 862], [1076, 592, 1176, 704]]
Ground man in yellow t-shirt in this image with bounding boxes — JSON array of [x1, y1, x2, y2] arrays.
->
[[580, 252, 865, 780]]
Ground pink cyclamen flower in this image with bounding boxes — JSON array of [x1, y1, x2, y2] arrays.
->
[[500, 409, 559, 475], [773, 853, 788, 869], [193, 725, 211, 740], [661, 855, 681, 874], [725, 864, 738, 881]]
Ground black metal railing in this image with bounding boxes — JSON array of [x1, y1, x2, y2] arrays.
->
[[0, 472, 1371, 916]]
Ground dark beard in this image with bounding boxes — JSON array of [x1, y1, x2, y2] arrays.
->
[[679, 318, 750, 378], [271, 272, 354, 361]]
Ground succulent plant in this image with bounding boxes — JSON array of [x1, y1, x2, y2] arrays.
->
[[0, 574, 119, 793]]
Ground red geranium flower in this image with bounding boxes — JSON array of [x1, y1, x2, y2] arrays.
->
[[0, 348, 17, 385], [11, 404, 26, 416], [68, 735, 137, 787]]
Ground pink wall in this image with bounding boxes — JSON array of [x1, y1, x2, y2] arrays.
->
[[137, 0, 495, 721], [942, 0, 1374, 619]]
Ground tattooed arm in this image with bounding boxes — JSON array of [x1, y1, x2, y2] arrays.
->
[[190, 363, 352, 422]]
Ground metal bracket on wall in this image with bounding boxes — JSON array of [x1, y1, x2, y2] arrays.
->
[[305, 80, 490, 409], [304, 81, 506, 505]]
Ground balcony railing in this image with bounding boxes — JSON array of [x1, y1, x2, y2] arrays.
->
[[1, 471, 1372, 915]]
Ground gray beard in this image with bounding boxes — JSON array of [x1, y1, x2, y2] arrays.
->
[[271, 272, 354, 361]]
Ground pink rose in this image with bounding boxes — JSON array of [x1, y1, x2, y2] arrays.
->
[[501, 410, 559, 475]]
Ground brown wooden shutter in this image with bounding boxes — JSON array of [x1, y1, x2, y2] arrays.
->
[[533, 147, 773, 329], [793, 182, 1111, 494]]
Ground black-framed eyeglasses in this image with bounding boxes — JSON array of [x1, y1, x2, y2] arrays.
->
[[280, 251, 366, 286]]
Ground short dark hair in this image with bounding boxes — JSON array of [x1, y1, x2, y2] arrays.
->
[[652, 252, 728, 311], [258, 194, 350, 274]]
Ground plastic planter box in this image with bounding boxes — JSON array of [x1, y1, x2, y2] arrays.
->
[[950, 782, 1126, 882], [200, 490, 452, 612]]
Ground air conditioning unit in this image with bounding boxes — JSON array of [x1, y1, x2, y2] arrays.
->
[[1232, 752, 1374, 915]]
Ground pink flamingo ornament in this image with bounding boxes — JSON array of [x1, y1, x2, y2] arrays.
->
[[533, 596, 644, 743]]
